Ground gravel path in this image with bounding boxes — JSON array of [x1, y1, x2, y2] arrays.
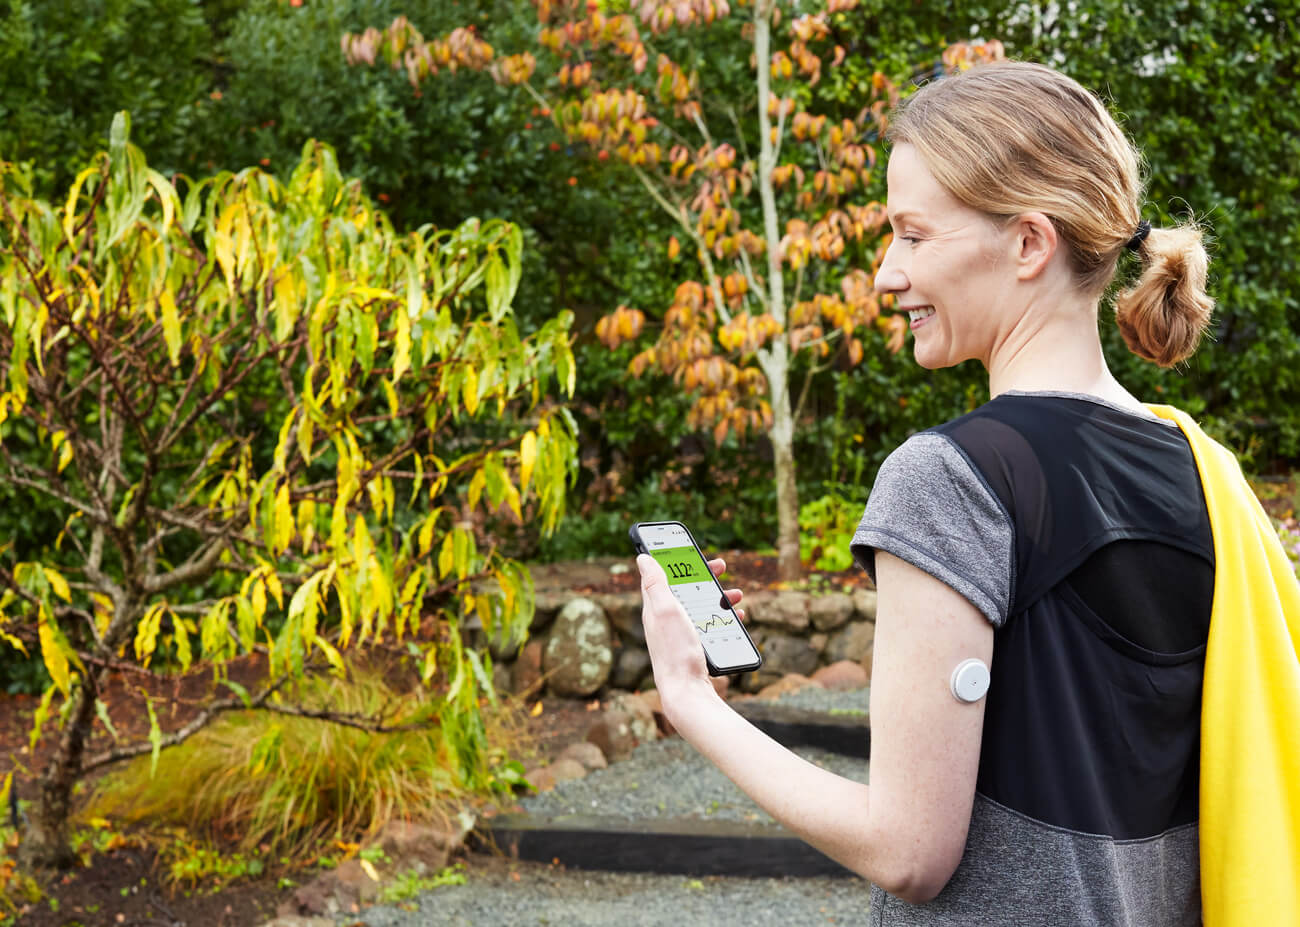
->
[[350, 857, 873, 926], [349, 688, 875, 925], [519, 736, 869, 823]]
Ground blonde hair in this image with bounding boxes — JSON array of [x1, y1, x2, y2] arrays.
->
[[888, 60, 1213, 367]]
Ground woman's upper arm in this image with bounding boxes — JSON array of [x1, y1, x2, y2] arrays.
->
[[866, 549, 994, 902]]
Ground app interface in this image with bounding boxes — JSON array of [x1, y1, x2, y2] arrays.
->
[[639, 523, 759, 669]]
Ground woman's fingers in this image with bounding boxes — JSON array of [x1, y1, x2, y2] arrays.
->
[[708, 557, 727, 578], [723, 587, 743, 606]]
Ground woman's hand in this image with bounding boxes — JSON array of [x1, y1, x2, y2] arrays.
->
[[636, 554, 743, 715]]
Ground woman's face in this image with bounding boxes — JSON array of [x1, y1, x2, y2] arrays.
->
[[874, 143, 1013, 370]]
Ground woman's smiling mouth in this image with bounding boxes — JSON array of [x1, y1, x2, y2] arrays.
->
[[907, 306, 936, 327]]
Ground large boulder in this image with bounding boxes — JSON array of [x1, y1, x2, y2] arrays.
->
[[610, 644, 652, 691], [532, 590, 569, 631], [543, 598, 614, 697], [586, 692, 658, 761], [756, 673, 824, 700], [811, 659, 869, 691], [511, 638, 545, 696], [809, 593, 855, 631], [754, 629, 820, 677], [825, 620, 875, 665], [592, 592, 644, 645], [747, 590, 811, 632], [852, 588, 878, 622]]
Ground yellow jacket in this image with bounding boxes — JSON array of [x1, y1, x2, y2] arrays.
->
[[1150, 405, 1300, 925]]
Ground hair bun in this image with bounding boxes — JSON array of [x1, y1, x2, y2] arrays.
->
[[1114, 224, 1214, 367]]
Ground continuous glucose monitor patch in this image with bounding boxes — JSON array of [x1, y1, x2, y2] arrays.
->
[[950, 658, 991, 703]]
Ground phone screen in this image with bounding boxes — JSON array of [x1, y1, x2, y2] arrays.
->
[[634, 522, 761, 673]]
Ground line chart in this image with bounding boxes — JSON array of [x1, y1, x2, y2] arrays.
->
[[693, 613, 737, 633]]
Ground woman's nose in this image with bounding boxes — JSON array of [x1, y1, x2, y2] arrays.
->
[[873, 239, 908, 295]]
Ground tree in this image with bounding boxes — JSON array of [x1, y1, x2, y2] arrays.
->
[[343, 3, 1004, 579], [0, 115, 578, 868]]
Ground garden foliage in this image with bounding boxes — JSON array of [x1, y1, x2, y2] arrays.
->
[[0, 115, 577, 866], [1, 0, 1296, 565], [343, 0, 982, 578]]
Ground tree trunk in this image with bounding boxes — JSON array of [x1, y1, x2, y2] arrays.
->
[[753, 1, 801, 582], [18, 675, 98, 870], [770, 369, 801, 582]]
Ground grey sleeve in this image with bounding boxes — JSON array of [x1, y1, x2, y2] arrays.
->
[[851, 433, 1013, 627]]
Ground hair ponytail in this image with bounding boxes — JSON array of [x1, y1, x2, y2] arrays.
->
[[1113, 224, 1214, 367]]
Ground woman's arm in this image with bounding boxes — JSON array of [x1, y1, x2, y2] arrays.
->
[[639, 549, 993, 903]]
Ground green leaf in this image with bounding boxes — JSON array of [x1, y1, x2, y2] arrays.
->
[[109, 111, 132, 177], [29, 684, 57, 752], [95, 698, 120, 742], [221, 678, 253, 709], [485, 254, 509, 322]]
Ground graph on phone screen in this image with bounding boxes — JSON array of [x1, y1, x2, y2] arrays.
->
[[638, 523, 758, 669]]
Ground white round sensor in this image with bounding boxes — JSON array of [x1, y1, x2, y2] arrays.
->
[[950, 658, 991, 703]]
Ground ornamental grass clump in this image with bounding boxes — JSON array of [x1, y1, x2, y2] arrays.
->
[[84, 669, 532, 861]]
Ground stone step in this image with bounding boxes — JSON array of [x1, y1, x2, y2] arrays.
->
[[732, 699, 870, 758], [479, 812, 855, 878]]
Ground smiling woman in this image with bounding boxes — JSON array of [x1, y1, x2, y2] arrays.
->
[[636, 59, 1300, 927]]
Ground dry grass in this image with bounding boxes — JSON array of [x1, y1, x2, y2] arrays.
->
[[85, 668, 534, 861]]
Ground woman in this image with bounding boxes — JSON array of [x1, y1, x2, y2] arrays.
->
[[637, 61, 1296, 924]]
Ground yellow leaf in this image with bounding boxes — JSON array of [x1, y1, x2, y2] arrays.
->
[[174, 618, 192, 673], [438, 533, 455, 579], [314, 635, 345, 675], [265, 569, 284, 610], [504, 479, 522, 521], [39, 608, 71, 695], [251, 577, 267, 624], [43, 567, 71, 602], [462, 366, 480, 416], [134, 604, 166, 667], [92, 593, 113, 640], [393, 308, 411, 384], [418, 513, 436, 558], [159, 289, 182, 366], [467, 467, 486, 513], [530, 700, 544, 717], [296, 495, 316, 540], [57, 438, 74, 474], [382, 379, 399, 418], [274, 484, 293, 554], [62, 166, 98, 243], [519, 431, 537, 495]]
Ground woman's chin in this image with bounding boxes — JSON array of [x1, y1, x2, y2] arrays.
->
[[911, 344, 949, 370]]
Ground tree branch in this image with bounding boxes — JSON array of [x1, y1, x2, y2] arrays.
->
[[141, 535, 231, 596]]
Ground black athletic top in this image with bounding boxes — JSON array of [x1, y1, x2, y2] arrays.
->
[[852, 391, 1213, 926]]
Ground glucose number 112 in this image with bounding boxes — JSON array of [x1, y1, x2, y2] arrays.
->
[[666, 561, 696, 580]]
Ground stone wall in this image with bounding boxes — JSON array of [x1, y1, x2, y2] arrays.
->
[[492, 586, 877, 699]]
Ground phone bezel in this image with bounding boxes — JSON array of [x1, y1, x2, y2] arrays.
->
[[629, 520, 763, 676]]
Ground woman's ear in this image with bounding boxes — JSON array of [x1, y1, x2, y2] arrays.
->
[[1011, 212, 1059, 281]]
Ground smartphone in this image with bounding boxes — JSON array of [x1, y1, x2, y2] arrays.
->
[[629, 521, 763, 676]]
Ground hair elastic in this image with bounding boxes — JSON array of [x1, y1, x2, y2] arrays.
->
[[1125, 220, 1152, 253]]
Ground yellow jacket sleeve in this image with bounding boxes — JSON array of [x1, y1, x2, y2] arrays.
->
[[1149, 405, 1300, 925]]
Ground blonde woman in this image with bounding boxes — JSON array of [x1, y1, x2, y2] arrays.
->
[[637, 61, 1300, 924]]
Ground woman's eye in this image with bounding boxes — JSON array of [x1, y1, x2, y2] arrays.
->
[[902, 236, 922, 245]]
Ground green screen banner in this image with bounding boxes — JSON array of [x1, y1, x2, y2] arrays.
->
[[649, 545, 711, 587]]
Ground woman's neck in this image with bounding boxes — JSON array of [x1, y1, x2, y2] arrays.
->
[[985, 300, 1151, 416]]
